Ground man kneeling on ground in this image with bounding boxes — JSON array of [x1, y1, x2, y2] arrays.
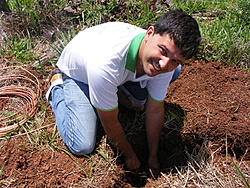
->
[[46, 9, 201, 176]]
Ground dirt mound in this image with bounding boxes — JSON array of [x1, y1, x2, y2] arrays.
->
[[167, 60, 250, 160]]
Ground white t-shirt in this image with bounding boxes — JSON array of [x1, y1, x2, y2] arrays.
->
[[57, 22, 174, 111]]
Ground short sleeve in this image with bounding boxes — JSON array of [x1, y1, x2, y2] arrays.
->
[[147, 71, 174, 102], [87, 65, 119, 111]]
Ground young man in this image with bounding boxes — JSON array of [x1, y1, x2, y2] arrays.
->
[[46, 10, 201, 175]]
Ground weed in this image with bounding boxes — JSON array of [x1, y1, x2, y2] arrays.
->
[[50, 30, 78, 58], [124, 0, 161, 28], [172, 0, 250, 65], [16, 145, 33, 152], [96, 149, 115, 170], [1, 33, 38, 64], [231, 158, 250, 188], [52, 144, 93, 177], [0, 164, 4, 178]]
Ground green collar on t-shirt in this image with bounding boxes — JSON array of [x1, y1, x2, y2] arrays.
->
[[125, 32, 145, 73]]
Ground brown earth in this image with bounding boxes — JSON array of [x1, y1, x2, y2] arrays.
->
[[0, 60, 249, 187]]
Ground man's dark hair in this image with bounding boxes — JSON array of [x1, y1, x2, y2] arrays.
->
[[154, 9, 201, 59]]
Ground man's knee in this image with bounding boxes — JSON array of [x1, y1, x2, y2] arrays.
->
[[67, 140, 95, 156], [170, 64, 182, 83]]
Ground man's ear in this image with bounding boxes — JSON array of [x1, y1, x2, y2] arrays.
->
[[145, 26, 154, 41]]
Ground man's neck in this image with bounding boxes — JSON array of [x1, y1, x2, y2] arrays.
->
[[135, 38, 146, 78], [136, 61, 145, 78]]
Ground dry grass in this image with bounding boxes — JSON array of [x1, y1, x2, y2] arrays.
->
[[153, 161, 249, 187], [147, 140, 250, 188], [52, 136, 250, 187], [65, 136, 125, 188]]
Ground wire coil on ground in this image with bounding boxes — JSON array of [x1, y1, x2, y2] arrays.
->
[[0, 66, 41, 135]]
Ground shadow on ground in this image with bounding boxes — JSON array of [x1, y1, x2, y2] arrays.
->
[[117, 102, 197, 187]]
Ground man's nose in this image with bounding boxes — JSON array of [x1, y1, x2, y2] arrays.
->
[[159, 57, 171, 69]]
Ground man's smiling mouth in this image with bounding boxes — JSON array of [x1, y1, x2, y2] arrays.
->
[[151, 59, 161, 71]]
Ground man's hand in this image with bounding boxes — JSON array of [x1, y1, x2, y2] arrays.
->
[[148, 156, 160, 178], [97, 108, 141, 171], [125, 153, 141, 171]]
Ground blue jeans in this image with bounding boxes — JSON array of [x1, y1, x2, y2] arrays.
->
[[49, 73, 99, 155], [49, 65, 181, 155], [118, 64, 182, 105]]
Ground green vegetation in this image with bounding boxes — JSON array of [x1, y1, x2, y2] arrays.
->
[[231, 157, 250, 188], [172, 0, 250, 66], [2, 0, 249, 67], [0, 33, 38, 64]]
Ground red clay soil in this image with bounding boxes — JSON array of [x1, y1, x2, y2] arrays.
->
[[0, 60, 249, 187], [168, 60, 250, 160]]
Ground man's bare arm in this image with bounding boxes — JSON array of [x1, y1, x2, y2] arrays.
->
[[146, 97, 165, 174], [97, 108, 141, 170]]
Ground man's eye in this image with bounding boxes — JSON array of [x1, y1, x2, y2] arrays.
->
[[160, 47, 167, 55]]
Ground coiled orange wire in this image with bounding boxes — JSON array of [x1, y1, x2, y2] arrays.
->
[[0, 66, 41, 136]]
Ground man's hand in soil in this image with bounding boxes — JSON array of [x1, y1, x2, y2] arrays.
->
[[97, 108, 141, 171], [125, 153, 141, 171], [148, 156, 160, 178]]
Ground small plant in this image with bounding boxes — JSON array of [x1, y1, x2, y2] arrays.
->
[[0, 164, 5, 178], [1, 33, 38, 64], [96, 149, 115, 170], [231, 158, 250, 188], [78, 0, 120, 27], [51, 30, 78, 58], [172, 0, 208, 14]]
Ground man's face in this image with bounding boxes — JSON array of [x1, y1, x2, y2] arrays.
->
[[138, 26, 186, 77]]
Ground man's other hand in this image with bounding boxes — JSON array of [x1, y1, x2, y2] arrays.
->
[[148, 156, 160, 178], [125, 153, 141, 171]]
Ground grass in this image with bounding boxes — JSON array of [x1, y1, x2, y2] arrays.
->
[[157, 157, 250, 187], [172, 0, 250, 66], [231, 157, 250, 188], [0, 33, 38, 64], [0, 164, 4, 178], [2, 0, 249, 67], [0, 0, 250, 69]]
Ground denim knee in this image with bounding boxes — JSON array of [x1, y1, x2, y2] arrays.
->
[[119, 82, 147, 105], [67, 140, 95, 156], [170, 64, 182, 83]]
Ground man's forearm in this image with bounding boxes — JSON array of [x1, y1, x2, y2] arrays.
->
[[146, 103, 164, 175], [97, 109, 141, 170], [97, 108, 138, 160], [104, 120, 135, 158], [101, 117, 141, 170], [146, 102, 165, 158]]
